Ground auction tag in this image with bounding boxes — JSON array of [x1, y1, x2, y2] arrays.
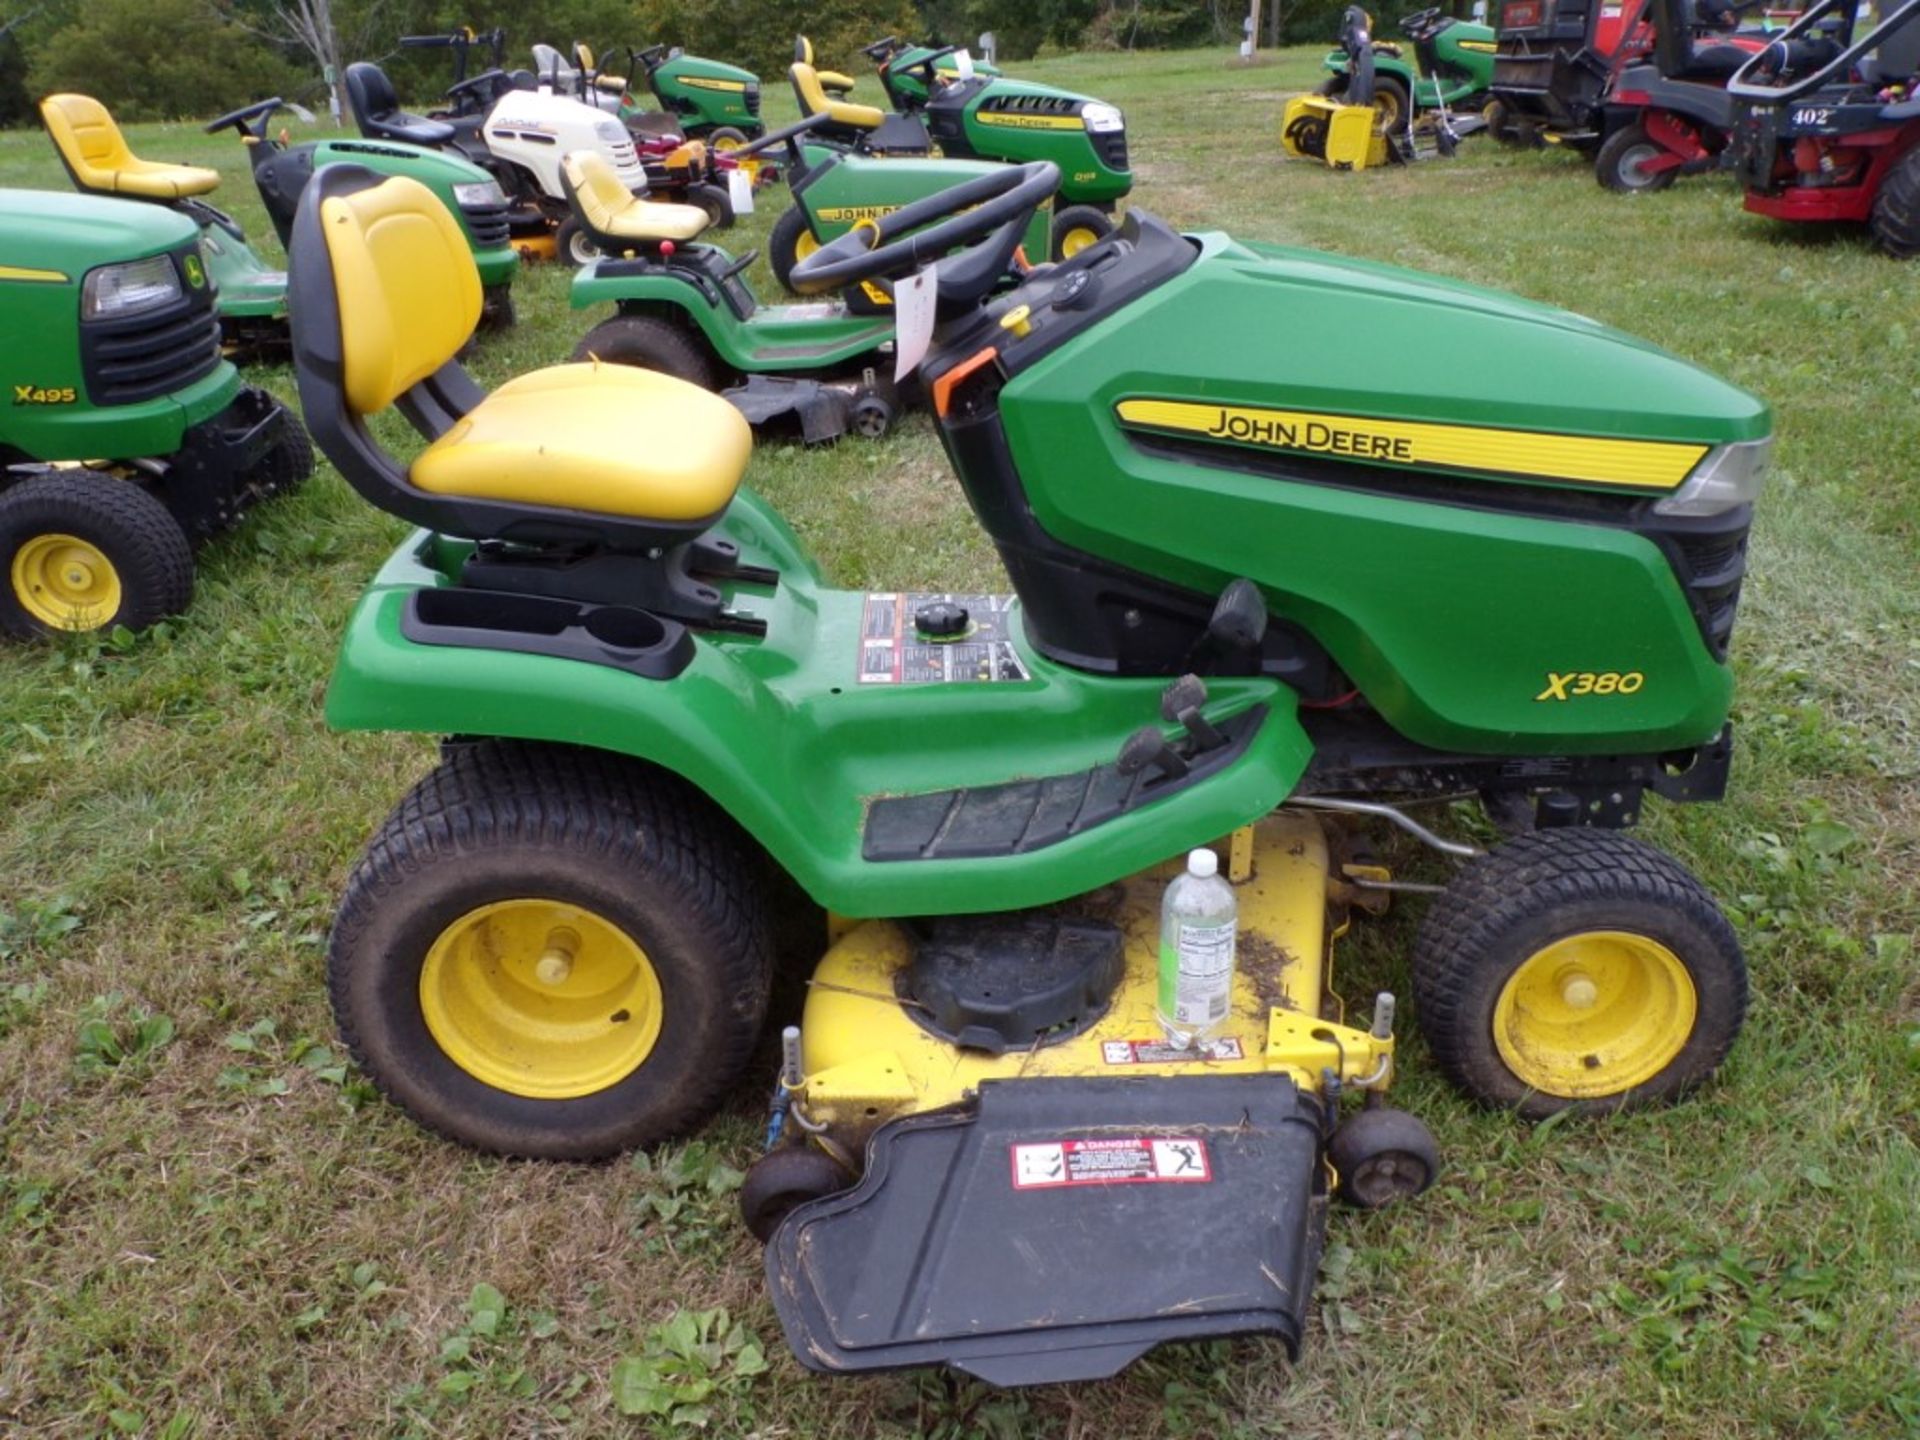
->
[[892, 261, 938, 382], [1010, 1136, 1213, 1189], [954, 49, 976, 79], [1101, 1037, 1245, 1066], [726, 167, 754, 216]]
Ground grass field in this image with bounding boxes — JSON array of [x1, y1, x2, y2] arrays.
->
[[2, 43, 1918, 1440]]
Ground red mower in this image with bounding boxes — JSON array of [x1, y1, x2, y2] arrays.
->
[[1596, 0, 1772, 190], [1727, 0, 1920, 252]]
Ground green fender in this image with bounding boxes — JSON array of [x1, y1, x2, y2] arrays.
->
[[568, 266, 895, 372], [796, 145, 1055, 260], [324, 489, 1312, 917]]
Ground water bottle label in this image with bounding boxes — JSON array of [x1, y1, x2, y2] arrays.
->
[[1160, 920, 1237, 1026]]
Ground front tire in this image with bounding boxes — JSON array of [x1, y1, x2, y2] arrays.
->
[[252, 411, 314, 498], [688, 181, 733, 229], [555, 217, 600, 267], [571, 314, 718, 391], [1412, 828, 1747, 1118], [1869, 146, 1920, 257], [768, 205, 818, 292], [327, 741, 775, 1159], [1596, 121, 1677, 193], [1049, 204, 1113, 260], [0, 472, 193, 639]]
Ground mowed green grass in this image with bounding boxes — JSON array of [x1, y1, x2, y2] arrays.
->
[[2, 44, 1918, 1440]]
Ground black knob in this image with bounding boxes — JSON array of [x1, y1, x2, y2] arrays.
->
[[1160, 674, 1209, 725], [914, 600, 970, 638], [1117, 726, 1191, 782]]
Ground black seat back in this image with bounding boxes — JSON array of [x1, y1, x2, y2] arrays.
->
[[346, 62, 457, 146]]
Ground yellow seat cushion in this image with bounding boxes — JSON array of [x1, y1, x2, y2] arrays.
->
[[41, 94, 220, 200], [790, 63, 886, 130], [411, 364, 751, 523], [818, 69, 858, 94], [561, 151, 711, 245]]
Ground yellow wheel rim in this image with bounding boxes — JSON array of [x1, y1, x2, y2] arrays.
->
[[793, 228, 820, 263], [420, 899, 664, 1100], [1373, 92, 1403, 134], [10, 532, 121, 631], [713, 135, 743, 154], [1060, 225, 1102, 258], [1493, 931, 1696, 1098]]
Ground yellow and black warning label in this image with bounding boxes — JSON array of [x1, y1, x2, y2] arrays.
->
[[677, 75, 747, 92], [1010, 1137, 1213, 1189], [1114, 398, 1705, 489], [1102, 1036, 1245, 1065]]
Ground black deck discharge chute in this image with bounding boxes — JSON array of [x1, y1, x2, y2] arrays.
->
[[766, 1073, 1329, 1386]]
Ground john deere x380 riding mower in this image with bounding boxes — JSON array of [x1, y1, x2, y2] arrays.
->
[[289, 157, 1767, 1384], [1, 190, 308, 638]]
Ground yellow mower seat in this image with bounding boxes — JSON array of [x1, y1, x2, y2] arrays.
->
[[315, 172, 748, 527], [560, 150, 711, 250], [412, 364, 750, 521], [790, 61, 885, 130], [40, 93, 220, 200]]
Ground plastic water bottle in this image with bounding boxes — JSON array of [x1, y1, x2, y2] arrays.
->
[[1158, 848, 1238, 1049]]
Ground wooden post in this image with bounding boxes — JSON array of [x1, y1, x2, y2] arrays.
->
[[1248, 0, 1263, 59]]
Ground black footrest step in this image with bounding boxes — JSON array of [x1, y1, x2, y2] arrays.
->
[[766, 1074, 1328, 1386]]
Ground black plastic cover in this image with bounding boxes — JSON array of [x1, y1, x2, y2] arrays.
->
[[904, 915, 1123, 1053], [766, 1074, 1328, 1385]]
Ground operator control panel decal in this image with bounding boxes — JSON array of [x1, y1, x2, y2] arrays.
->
[[1115, 398, 1707, 489], [1535, 670, 1645, 701], [859, 592, 1030, 685], [1010, 1136, 1213, 1189]]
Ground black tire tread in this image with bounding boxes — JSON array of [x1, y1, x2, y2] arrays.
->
[[1596, 122, 1675, 194], [1048, 203, 1114, 260], [257, 411, 315, 495], [1869, 146, 1920, 258], [1411, 828, 1747, 1118], [570, 313, 718, 390], [328, 739, 773, 1158], [0, 471, 193, 638]]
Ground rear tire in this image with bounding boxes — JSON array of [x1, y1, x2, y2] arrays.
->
[[1869, 146, 1920, 258], [327, 740, 775, 1159], [1485, 97, 1520, 144], [768, 205, 816, 292], [1049, 204, 1113, 260], [1412, 828, 1747, 1119], [0, 472, 193, 639], [1596, 122, 1677, 193], [572, 314, 718, 391]]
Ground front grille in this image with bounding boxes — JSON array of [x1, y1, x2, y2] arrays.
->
[[78, 250, 222, 406], [985, 93, 1081, 118], [459, 199, 511, 247], [743, 83, 761, 116], [1651, 509, 1751, 661], [1092, 127, 1129, 171]]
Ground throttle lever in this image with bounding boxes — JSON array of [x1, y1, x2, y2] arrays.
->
[[1160, 673, 1225, 751], [1118, 726, 1191, 783]]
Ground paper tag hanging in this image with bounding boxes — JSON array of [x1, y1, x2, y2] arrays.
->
[[892, 262, 938, 382], [726, 167, 753, 216]]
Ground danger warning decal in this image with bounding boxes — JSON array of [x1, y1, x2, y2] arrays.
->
[[858, 592, 1030, 685], [1010, 1137, 1213, 1189], [1101, 1037, 1245, 1066]]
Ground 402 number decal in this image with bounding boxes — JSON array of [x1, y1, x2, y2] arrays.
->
[[1536, 670, 1645, 701]]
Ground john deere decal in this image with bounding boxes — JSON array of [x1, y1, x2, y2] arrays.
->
[[1114, 398, 1706, 489]]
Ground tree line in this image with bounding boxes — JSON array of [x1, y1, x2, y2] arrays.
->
[[0, 0, 1354, 126]]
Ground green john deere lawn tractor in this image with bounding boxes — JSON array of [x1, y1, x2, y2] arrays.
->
[[0, 190, 309, 639], [1318, 5, 1500, 134], [287, 156, 1766, 1384], [764, 35, 1133, 287], [39, 92, 519, 352]]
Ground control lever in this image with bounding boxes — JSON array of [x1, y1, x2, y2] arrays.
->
[[1160, 673, 1224, 751], [1117, 726, 1191, 783], [1188, 577, 1269, 675]]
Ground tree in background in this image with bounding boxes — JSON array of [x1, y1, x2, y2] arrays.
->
[[28, 0, 299, 120], [629, 0, 921, 84]]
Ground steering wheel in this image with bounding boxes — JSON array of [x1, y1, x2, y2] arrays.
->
[[899, 43, 964, 81], [1399, 7, 1445, 38], [204, 97, 287, 137], [863, 36, 903, 61], [636, 42, 667, 70], [445, 69, 507, 107], [790, 160, 1059, 309]]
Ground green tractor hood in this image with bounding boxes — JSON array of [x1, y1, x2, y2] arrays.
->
[[0, 189, 199, 275]]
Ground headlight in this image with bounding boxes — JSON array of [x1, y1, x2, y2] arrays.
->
[[453, 180, 506, 208], [1081, 102, 1125, 133], [1654, 437, 1772, 517], [594, 120, 627, 144], [82, 256, 181, 320]]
